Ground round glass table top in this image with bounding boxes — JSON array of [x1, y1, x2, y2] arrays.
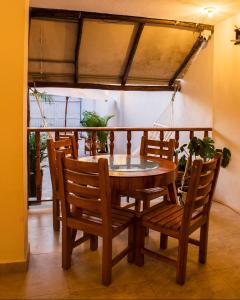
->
[[87, 155, 160, 172], [108, 156, 159, 172]]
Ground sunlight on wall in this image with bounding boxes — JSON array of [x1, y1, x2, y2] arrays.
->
[[213, 13, 240, 212]]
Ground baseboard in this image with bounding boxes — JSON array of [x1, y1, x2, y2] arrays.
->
[[0, 243, 30, 273]]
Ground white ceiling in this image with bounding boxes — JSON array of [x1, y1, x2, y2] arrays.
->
[[30, 0, 240, 25]]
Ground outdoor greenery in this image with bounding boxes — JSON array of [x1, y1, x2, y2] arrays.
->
[[81, 111, 114, 152], [28, 132, 48, 173]]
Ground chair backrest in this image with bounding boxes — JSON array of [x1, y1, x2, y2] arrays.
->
[[182, 154, 222, 228], [57, 152, 112, 237], [47, 136, 78, 196], [140, 136, 175, 161]]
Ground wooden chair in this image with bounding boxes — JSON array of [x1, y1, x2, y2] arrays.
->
[[47, 136, 78, 231], [135, 154, 222, 285], [57, 153, 135, 286], [134, 136, 176, 213]]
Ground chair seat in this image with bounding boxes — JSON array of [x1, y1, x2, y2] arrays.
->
[[70, 208, 134, 237], [143, 204, 183, 231], [143, 203, 204, 237]]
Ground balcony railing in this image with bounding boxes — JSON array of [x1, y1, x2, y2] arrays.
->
[[27, 127, 212, 204]]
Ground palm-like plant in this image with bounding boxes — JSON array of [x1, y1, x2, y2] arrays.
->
[[81, 111, 114, 152]]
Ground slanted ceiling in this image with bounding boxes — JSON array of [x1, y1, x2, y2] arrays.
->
[[28, 8, 214, 91]]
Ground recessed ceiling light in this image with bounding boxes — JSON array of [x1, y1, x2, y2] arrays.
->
[[203, 6, 217, 18]]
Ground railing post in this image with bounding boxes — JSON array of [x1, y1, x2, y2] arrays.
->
[[189, 130, 194, 140], [127, 130, 132, 155], [160, 130, 164, 141], [74, 130, 79, 151], [204, 130, 209, 138], [35, 132, 42, 202], [55, 131, 59, 141], [110, 131, 114, 155], [92, 131, 97, 156], [143, 130, 148, 139]]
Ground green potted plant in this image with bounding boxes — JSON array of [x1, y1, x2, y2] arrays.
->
[[176, 137, 231, 204], [28, 132, 48, 197], [81, 111, 114, 153]]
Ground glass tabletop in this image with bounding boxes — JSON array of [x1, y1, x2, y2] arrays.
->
[[107, 156, 160, 172]]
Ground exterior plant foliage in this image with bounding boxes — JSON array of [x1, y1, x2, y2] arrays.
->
[[28, 132, 48, 173], [81, 111, 114, 152]]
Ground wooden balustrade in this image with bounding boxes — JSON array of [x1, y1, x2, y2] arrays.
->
[[27, 126, 212, 204]]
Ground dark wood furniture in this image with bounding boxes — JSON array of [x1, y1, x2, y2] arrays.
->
[[78, 154, 178, 207], [47, 136, 78, 231], [56, 153, 135, 286], [135, 137, 176, 212], [135, 154, 222, 285]]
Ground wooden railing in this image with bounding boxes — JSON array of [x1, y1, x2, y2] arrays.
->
[[27, 127, 212, 204]]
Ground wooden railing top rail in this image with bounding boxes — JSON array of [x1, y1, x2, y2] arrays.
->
[[28, 127, 213, 132]]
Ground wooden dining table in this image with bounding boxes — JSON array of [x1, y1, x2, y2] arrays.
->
[[78, 154, 178, 205]]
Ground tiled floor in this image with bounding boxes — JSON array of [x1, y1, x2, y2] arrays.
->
[[1, 202, 240, 299]]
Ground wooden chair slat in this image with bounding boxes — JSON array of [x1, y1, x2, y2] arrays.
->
[[66, 181, 100, 198], [201, 159, 217, 172], [199, 171, 214, 186], [64, 169, 99, 187], [146, 147, 172, 157], [54, 138, 72, 148], [146, 139, 173, 148], [196, 183, 212, 198], [64, 158, 99, 173], [194, 196, 209, 209], [67, 195, 102, 213]]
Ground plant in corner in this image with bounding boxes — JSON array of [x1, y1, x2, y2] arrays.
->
[[81, 111, 114, 153], [176, 137, 231, 204], [28, 132, 48, 198]]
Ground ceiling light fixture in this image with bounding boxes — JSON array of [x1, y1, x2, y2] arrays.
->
[[204, 6, 217, 18]]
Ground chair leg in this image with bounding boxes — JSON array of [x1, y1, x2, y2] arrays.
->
[[90, 235, 98, 251], [102, 237, 112, 286], [160, 233, 168, 250], [135, 219, 145, 267], [199, 221, 209, 264], [62, 225, 72, 269], [127, 224, 135, 263], [143, 200, 150, 236], [53, 197, 60, 231], [176, 237, 189, 285]]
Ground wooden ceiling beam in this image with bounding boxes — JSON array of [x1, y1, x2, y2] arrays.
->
[[121, 23, 144, 86], [30, 8, 214, 32], [75, 18, 83, 83], [169, 35, 205, 86], [28, 81, 175, 92]]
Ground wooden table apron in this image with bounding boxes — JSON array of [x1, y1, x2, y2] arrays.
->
[[78, 155, 178, 203]]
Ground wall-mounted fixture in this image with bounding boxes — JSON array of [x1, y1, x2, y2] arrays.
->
[[231, 26, 240, 45], [203, 6, 217, 18]]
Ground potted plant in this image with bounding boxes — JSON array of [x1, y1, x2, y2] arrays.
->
[[176, 137, 231, 204], [28, 132, 48, 197], [81, 111, 114, 153]]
